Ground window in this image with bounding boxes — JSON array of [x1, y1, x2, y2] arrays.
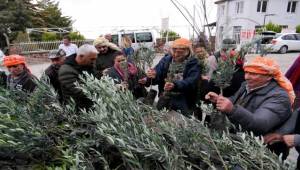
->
[[111, 35, 118, 45], [257, 0, 268, 12], [236, 1, 244, 13], [121, 33, 135, 43], [219, 26, 224, 42], [282, 34, 296, 40], [233, 26, 242, 44], [280, 25, 288, 29], [220, 5, 225, 15], [295, 34, 300, 40], [287, 1, 298, 13], [136, 32, 153, 43]]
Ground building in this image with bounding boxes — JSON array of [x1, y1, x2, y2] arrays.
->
[[215, 0, 300, 49]]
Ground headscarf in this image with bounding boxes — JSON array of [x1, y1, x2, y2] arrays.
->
[[114, 61, 138, 81], [93, 37, 121, 52], [244, 56, 295, 105]]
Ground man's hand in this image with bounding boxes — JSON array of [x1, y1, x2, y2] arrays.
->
[[138, 77, 147, 85], [283, 135, 295, 148], [216, 96, 234, 113], [205, 92, 219, 103], [264, 133, 283, 144], [146, 69, 156, 79], [201, 75, 209, 80], [164, 82, 174, 91]]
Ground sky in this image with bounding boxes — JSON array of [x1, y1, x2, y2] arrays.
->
[[56, 0, 217, 39]]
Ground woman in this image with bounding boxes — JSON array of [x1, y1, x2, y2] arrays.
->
[[3, 55, 36, 93], [286, 54, 300, 110], [121, 36, 134, 61], [106, 52, 147, 99]]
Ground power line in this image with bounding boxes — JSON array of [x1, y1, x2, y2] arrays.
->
[[170, 0, 201, 37]]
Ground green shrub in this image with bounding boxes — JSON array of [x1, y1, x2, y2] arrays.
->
[[265, 22, 282, 33], [68, 32, 85, 40], [296, 25, 300, 33], [41, 32, 58, 41]]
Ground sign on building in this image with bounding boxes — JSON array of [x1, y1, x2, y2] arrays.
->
[[240, 29, 256, 41], [161, 17, 169, 31]]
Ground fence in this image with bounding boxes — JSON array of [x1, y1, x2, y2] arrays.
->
[[10, 39, 94, 54]]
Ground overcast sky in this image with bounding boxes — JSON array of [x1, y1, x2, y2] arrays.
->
[[56, 0, 217, 39]]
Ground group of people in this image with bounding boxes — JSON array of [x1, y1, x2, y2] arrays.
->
[[2, 35, 300, 168]]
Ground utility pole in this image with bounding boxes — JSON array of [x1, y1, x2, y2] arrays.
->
[[193, 4, 196, 40], [263, 14, 276, 27]]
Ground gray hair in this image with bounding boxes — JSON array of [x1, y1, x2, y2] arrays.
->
[[77, 44, 99, 56]]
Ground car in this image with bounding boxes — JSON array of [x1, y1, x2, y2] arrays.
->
[[110, 29, 157, 50], [261, 31, 276, 45], [266, 33, 300, 54]]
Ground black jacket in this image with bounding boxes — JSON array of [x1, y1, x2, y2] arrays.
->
[[6, 71, 37, 93], [208, 67, 245, 97], [95, 49, 119, 77], [58, 54, 94, 110], [45, 64, 62, 101]]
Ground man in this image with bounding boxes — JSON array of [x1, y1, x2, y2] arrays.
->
[[214, 38, 236, 62], [144, 38, 201, 115], [206, 56, 294, 158], [104, 34, 113, 42], [93, 37, 121, 77], [59, 44, 98, 110], [59, 35, 78, 57], [3, 55, 36, 92], [44, 49, 66, 101]]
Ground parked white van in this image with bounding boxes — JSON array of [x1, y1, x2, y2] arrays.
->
[[110, 30, 156, 50]]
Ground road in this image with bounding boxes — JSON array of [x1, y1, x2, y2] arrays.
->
[[29, 52, 300, 78]]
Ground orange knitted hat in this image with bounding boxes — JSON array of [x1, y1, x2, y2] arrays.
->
[[172, 38, 192, 49], [3, 55, 26, 67]]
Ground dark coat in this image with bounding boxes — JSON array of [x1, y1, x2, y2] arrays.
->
[[58, 54, 94, 109], [208, 67, 245, 97], [95, 49, 119, 77], [151, 55, 201, 113], [228, 80, 292, 136], [106, 66, 147, 99], [7, 71, 36, 93], [45, 64, 62, 101], [0, 71, 7, 87]]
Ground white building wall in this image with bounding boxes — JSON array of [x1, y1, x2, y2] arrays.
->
[[215, 0, 300, 49]]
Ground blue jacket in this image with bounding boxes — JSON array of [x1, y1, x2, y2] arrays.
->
[[151, 55, 201, 112]]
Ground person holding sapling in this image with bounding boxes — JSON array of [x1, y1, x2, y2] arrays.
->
[[143, 38, 201, 115], [106, 52, 147, 99], [208, 39, 245, 97], [206, 56, 294, 160], [134, 46, 158, 105]]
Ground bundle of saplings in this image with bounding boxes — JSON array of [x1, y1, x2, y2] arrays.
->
[[0, 75, 290, 169]]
